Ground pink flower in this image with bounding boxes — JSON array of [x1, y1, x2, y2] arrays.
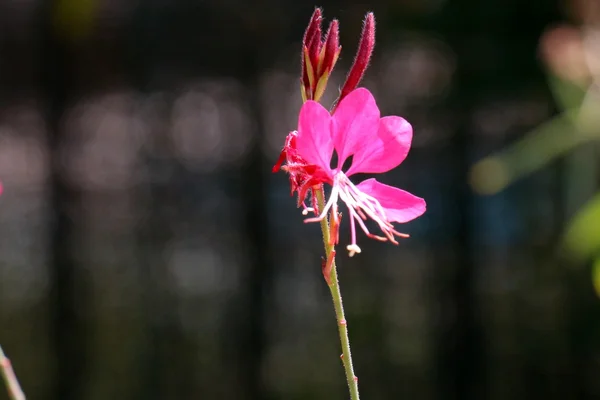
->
[[290, 87, 426, 256]]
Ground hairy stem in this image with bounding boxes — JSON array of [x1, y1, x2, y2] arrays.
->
[[314, 187, 360, 400], [0, 346, 26, 400]]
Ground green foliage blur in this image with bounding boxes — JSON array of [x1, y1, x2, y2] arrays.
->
[[470, 13, 600, 294]]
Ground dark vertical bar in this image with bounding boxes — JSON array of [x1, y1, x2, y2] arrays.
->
[[238, 73, 270, 400], [38, 2, 86, 399], [134, 151, 189, 400], [235, 16, 273, 400], [126, 5, 167, 396], [562, 157, 593, 400], [451, 154, 484, 400], [125, 17, 192, 397], [432, 84, 484, 400], [456, 112, 483, 398]]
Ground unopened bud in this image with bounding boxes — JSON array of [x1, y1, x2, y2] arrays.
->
[[335, 12, 375, 108], [304, 9, 323, 65], [314, 20, 341, 101], [301, 9, 323, 102], [300, 10, 342, 102]]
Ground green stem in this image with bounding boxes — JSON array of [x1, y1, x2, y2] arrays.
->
[[314, 187, 360, 400], [0, 346, 26, 400]]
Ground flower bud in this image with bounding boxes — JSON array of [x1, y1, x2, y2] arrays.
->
[[300, 10, 341, 102], [301, 9, 323, 102], [314, 20, 341, 101], [303, 8, 322, 62], [335, 12, 375, 107]]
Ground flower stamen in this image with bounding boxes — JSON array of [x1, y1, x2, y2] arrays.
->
[[347, 244, 361, 257], [302, 206, 314, 215], [330, 172, 409, 250]]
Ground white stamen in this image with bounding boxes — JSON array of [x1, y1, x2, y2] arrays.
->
[[336, 172, 408, 247], [304, 186, 339, 223], [347, 244, 361, 257], [302, 207, 314, 216], [302, 171, 409, 254]]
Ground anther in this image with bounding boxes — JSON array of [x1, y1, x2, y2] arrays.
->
[[347, 244, 361, 257]]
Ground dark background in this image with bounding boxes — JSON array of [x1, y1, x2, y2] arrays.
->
[[1, 0, 600, 399]]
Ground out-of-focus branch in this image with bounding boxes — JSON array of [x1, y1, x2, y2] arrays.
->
[[0, 346, 26, 400], [470, 22, 600, 195]]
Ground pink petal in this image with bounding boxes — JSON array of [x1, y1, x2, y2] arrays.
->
[[332, 88, 379, 170], [357, 178, 426, 223], [296, 100, 334, 174], [346, 116, 413, 176]]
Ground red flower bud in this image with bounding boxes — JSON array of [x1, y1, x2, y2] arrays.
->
[[301, 9, 323, 101], [314, 19, 341, 101], [303, 8, 323, 64], [336, 12, 375, 107], [300, 9, 342, 102], [319, 20, 340, 76]]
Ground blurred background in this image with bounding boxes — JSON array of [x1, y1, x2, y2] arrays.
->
[[1, 0, 600, 399]]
